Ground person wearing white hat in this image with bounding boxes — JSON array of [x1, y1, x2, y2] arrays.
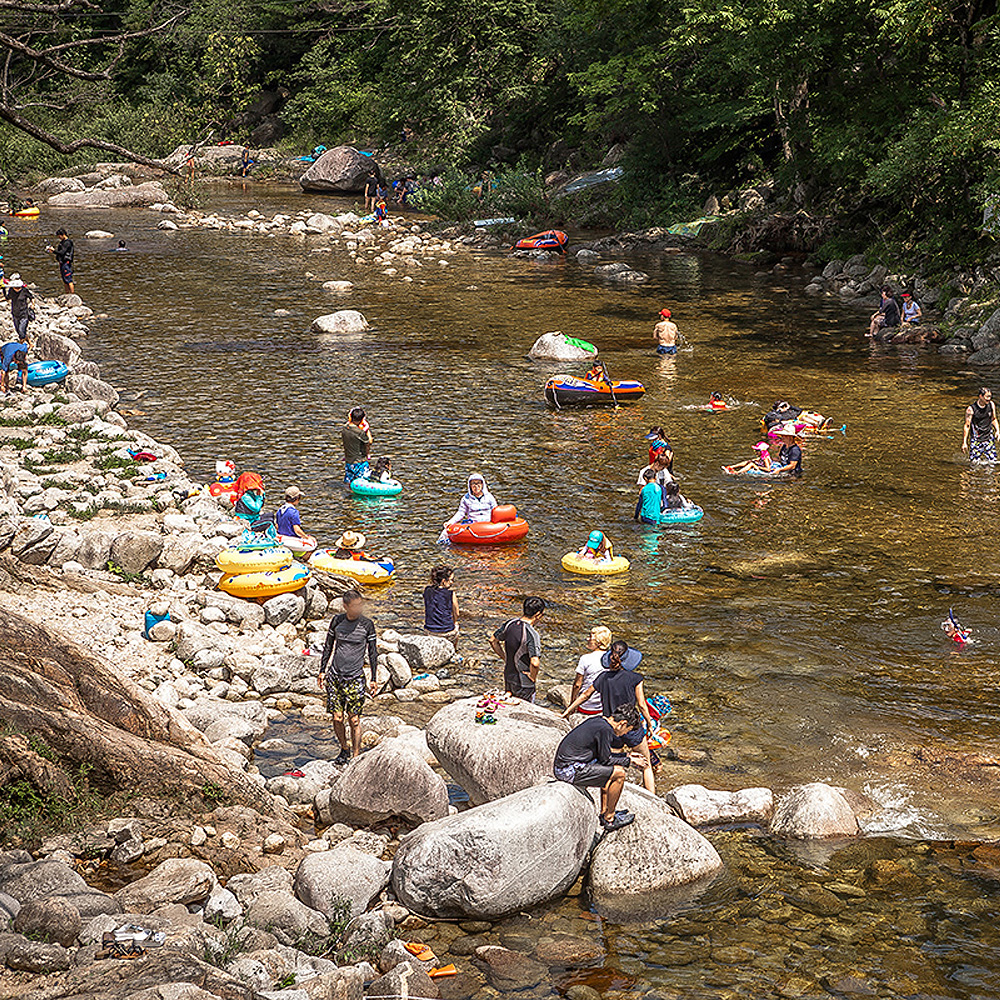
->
[[770, 424, 804, 476], [3, 274, 33, 340]]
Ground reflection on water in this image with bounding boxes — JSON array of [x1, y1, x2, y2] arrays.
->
[[9, 186, 1000, 991]]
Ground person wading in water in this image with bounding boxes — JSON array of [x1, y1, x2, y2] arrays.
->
[[962, 387, 1000, 463]]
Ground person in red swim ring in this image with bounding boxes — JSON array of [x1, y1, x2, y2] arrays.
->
[[708, 392, 728, 410]]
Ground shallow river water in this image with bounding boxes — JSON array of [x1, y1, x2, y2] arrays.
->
[[9, 185, 1000, 997]]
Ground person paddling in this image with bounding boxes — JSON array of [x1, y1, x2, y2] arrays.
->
[[963, 387, 1000, 463]]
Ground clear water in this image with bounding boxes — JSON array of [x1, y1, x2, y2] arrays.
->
[[9, 186, 1000, 996]]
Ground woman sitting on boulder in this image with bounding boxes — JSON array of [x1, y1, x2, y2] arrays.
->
[[232, 472, 265, 521]]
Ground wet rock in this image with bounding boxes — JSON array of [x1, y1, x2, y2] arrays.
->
[[84, 229, 115, 239], [593, 262, 631, 277], [5, 937, 71, 973], [311, 310, 369, 335], [114, 858, 215, 912], [314, 738, 448, 826], [475, 945, 547, 991], [380, 938, 432, 973], [396, 633, 454, 672], [785, 883, 845, 917], [665, 784, 774, 827], [299, 146, 377, 193], [244, 890, 329, 945], [769, 782, 860, 839], [589, 785, 724, 900], [967, 345, 1000, 366], [426, 696, 570, 805], [391, 781, 595, 919], [323, 280, 354, 292], [294, 842, 390, 918], [13, 896, 81, 946], [528, 331, 597, 361], [533, 933, 604, 966]]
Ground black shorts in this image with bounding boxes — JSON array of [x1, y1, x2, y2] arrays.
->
[[554, 761, 614, 787], [612, 724, 646, 749]]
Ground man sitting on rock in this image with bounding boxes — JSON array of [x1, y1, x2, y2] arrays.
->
[[317, 590, 378, 765], [553, 705, 644, 832]]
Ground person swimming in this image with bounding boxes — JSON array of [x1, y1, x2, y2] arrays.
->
[[941, 609, 971, 646]]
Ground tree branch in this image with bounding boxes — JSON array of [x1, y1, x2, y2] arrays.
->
[[0, 100, 179, 173]]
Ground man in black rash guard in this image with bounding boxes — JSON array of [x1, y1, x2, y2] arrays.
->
[[963, 387, 1000, 464], [318, 590, 378, 764], [553, 705, 644, 832]]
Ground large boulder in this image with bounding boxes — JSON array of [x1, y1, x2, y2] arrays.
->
[[396, 634, 454, 672], [66, 373, 120, 406], [0, 860, 119, 919], [109, 530, 163, 575], [528, 331, 597, 361], [665, 784, 774, 828], [299, 147, 377, 193], [588, 786, 724, 903], [426, 697, 569, 805], [32, 330, 82, 367], [243, 890, 329, 945], [391, 781, 596, 919], [769, 782, 861, 839], [47, 181, 170, 208], [13, 897, 82, 946], [311, 311, 369, 335], [37, 176, 86, 195], [113, 858, 215, 913], [314, 739, 448, 827], [294, 843, 390, 918]]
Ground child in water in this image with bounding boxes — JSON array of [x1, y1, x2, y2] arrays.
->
[[941, 610, 971, 646], [370, 456, 393, 483], [725, 442, 772, 475], [661, 480, 692, 511], [577, 529, 615, 563]]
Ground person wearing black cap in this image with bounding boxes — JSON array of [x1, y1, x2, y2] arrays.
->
[[653, 308, 678, 354]]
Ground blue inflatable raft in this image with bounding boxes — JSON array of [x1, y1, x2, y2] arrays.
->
[[25, 360, 69, 387]]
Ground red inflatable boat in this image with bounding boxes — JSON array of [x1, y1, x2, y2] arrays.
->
[[446, 504, 529, 544], [513, 230, 568, 253]]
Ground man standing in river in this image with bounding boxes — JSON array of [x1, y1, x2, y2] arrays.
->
[[341, 406, 372, 483], [653, 309, 678, 355], [962, 387, 1000, 463], [46, 229, 75, 295]]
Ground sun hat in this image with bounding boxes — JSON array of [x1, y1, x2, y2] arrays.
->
[[285, 485, 302, 501], [772, 423, 802, 438], [754, 441, 770, 452], [659, 309, 671, 318], [7, 274, 23, 289], [336, 530, 366, 550], [587, 530, 604, 549]]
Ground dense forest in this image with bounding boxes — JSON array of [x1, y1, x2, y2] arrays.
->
[[1, 0, 998, 266]]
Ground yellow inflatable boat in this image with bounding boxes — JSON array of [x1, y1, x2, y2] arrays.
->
[[561, 552, 631, 576], [310, 550, 395, 585]]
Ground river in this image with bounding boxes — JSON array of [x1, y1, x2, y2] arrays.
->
[[8, 184, 1000, 997]]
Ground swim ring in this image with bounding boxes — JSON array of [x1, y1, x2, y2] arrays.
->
[[561, 552, 630, 575], [278, 533, 317, 555], [209, 481, 239, 500], [310, 551, 395, 585], [11, 207, 39, 219], [219, 563, 311, 599], [350, 477, 403, 498], [215, 545, 294, 575], [658, 506, 704, 524], [446, 504, 529, 545], [25, 360, 68, 387]]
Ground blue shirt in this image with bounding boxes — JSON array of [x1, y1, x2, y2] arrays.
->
[[275, 502, 301, 536], [1, 341, 28, 370]]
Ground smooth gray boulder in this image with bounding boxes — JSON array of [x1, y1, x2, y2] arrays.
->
[[426, 697, 569, 805], [769, 782, 861, 839], [114, 858, 215, 912], [243, 890, 329, 945], [311, 310, 369, 335], [391, 781, 596, 919], [263, 590, 306, 626], [38, 176, 86, 195], [528, 331, 597, 361], [395, 634, 454, 672], [0, 859, 89, 904], [109, 530, 163, 575], [665, 784, 774, 828], [47, 180, 170, 208], [294, 843, 390, 918], [227, 867, 294, 906], [299, 147, 376, 193], [66, 373, 120, 406], [313, 739, 448, 826], [13, 897, 81, 946], [589, 785, 724, 901]]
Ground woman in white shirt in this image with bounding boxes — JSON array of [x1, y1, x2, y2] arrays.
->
[[569, 626, 613, 716]]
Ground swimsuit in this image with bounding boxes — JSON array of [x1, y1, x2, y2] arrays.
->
[[656, 345, 677, 355]]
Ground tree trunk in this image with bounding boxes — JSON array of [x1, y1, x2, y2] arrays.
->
[[0, 608, 276, 813]]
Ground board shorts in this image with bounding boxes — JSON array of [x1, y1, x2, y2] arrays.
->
[[554, 760, 613, 787], [612, 724, 647, 749], [59, 262, 73, 284], [970, 438, 997, 464], [325, 673, 366, 716], [656, 345, 677, 355], [344, 460, 369, 483]]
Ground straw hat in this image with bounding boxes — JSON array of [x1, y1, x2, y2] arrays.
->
[[772, 423, 802, 439], [336, 530, 366, 550]]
